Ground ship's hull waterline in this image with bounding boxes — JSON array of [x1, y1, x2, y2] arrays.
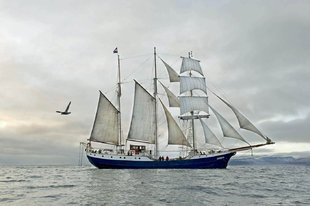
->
[[87, 152, 236, 169]]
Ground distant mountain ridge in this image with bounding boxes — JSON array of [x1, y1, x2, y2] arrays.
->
[[229, 155, 310, 166]]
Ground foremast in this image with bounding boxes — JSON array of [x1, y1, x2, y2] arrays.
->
[[179, 52, 209, 155], [189, 52, 196, 155]]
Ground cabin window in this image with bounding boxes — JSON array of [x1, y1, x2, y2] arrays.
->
[[130, 145, 146, 155]]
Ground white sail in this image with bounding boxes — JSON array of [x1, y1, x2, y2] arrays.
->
[[179, 96, 209, 115], [180, 76, 207, 95], [127, 81, 156, 144], [90, 91, 119, 145], [209, 106, 249, 144], [159, 99, 191, 147], [159, 81, 180, 107], [160, 58, 180, 82], [213, 93, 266, 140], [199, 119, 223, 148], [180, 57, 203, 75]]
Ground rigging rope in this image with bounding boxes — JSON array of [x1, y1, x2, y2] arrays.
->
[[120, 53, 152, 61], [121, 56, 153, 82]]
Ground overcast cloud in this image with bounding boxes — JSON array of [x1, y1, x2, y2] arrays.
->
[[0, 0, 309, 165]]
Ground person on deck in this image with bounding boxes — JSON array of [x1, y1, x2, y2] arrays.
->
[[166, 156, 169, 161]]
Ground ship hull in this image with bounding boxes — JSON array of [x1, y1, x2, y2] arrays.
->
[[86, 152, 236, 169]]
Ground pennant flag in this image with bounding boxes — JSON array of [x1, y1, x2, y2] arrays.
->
[[113, 47, 118, 53]]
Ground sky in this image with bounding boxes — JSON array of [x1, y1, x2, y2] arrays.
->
[[0, 0, 310, 165]]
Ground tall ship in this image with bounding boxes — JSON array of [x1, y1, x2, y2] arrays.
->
[[83, 47, 274, 169]]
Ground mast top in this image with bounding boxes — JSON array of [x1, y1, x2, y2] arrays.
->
[[188, 51, 193, 58]]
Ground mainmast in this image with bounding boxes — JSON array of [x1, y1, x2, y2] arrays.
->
[[154, 47, 158, 157], [117, 52, 122, 148]]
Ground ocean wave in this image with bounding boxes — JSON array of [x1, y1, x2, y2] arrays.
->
[[1, 165, 309, 205], [0, 179, 27, 183], [28, 175, 42, 178], [26, 184, 75, 189]]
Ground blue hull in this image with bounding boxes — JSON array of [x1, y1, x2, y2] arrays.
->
[[87, 152, 236, 169]]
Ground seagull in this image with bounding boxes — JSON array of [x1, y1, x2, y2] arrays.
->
[[56, 101, 71, 115]]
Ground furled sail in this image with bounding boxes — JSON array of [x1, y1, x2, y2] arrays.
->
[[209, 106, 249, 144], [160, 58, 180, 82], [180, 57, 203, 75], [199, 119, 223, 148], [90, 91, 119, 145], [127, 81, 156, 143], [180, 76, 207, 95], [159, 81, 180, 107], [213, 93, 267, 141], [159, 99, 191, 147], [179, 96, 209, 115]]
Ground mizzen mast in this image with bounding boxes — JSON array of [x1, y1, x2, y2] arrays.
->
[[154, 47, 158, 157], [117, 50, 122, 149]]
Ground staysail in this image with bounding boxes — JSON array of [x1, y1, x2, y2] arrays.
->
[[199, 118, 223, 148], [212, 92, 267, 141], [127, 81, 156, 143], [159, 99, 191, 147], [209, 105, 249, 145], [160, 58, 180, 82], [89, 91, 119, 145], [159, 81, 180, 107]]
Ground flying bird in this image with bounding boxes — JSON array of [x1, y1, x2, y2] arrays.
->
[[56, 101, 71, 115]]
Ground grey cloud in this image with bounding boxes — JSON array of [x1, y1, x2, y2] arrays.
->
[[260, 114, 310, 143], [1, 0, 310, 165], [0, 136, 81, 165]]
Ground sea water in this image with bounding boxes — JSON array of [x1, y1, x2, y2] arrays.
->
[[0, 165, 309, 205]]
